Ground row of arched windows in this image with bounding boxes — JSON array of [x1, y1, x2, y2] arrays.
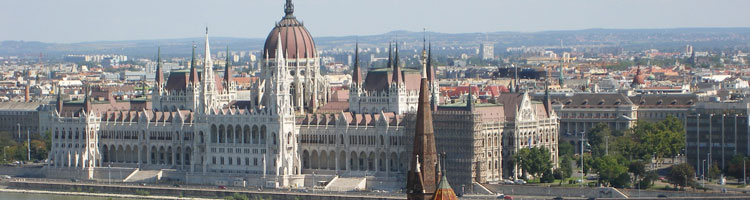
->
[[210, 124, 268, 145]]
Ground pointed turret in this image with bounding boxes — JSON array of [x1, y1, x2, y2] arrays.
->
[[352, 42, 362, 86], [83, 87, 91, 114], [410, 155, 426, 199], [466, 92, 474, 111], [224, 46, 233, 85], [387, 42, 393, 69], [189, 43, 199, 85], [427, 43, 435, 82], [56, 87, 63, 113], [392, 42, 403, 85], [407, 76, 438, 200], [155, 47, 164, 85], [431, 153, 458, 200]]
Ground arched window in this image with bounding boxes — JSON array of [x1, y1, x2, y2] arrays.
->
[[260, 126, 267, 144], [211, 125, 217, 143], [287, 132, 292, 144], [272, 133, 277, 145]]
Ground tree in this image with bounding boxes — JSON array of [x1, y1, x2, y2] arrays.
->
[[556, 156, 573, 185], [669, 163, 696, 190], [709, 161, 721, 180], [558, 141, 575, 159], [612, 173, 632, 188], [541, 169, 555, 183], [592, 155, 628, 187], [514, 147, 553, 179], [629, 161, 646, 179], [728, 155, 749, 181], [587, 123, 612, 158]]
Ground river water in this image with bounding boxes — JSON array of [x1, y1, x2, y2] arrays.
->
[[0, 191, 142, 200]]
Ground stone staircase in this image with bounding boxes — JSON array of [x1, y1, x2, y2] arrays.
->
[[123, 169, 162, 183], [325, 177, 366, 192]]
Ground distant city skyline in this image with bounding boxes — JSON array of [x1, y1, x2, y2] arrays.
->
[[1, 0, 749, 43]]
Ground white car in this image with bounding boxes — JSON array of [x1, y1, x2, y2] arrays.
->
[[503, 180, 514, 184], [514, 179, 526, 184], [0, 175, 11, 179]]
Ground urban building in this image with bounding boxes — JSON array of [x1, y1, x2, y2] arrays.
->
[[686, 100, 750, 175]]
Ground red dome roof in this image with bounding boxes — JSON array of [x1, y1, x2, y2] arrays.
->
[[262, 0, 316, 60]]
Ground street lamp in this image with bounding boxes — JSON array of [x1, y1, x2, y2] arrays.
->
[[702, 159, 706, 187]]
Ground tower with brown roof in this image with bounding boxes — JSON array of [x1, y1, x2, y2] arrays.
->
[[407, 76, 439, 200]]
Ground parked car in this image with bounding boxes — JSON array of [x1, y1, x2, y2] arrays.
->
[[503, 180, 514, 184], [503, 195, 514, 200], [514, 179, 526, 184], [0, 175, 11, 179], [172, 184, 180, 187], [218, 186, 227, 189], [496, 194, 505, 199], [553, 197, 565, 200]]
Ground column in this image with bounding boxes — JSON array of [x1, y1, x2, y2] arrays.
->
[[137, 147, 142, 168]]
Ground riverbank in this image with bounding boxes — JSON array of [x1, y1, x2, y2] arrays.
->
[[0, 188, 216, 200], [3, 178, 403, 200]]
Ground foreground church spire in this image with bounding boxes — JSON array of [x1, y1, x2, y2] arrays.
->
[[407, 75, 438, 200]]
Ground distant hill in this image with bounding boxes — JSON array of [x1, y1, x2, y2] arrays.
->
[[2, 27, 750, 58]]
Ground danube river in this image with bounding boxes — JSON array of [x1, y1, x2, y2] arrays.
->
[[0, 191, 139, 200]]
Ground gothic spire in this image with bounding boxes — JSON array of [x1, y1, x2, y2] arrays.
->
[[392, 42, 402, 85], [155, 47, 164, 85], [204, 26, 213, 74], [56, 87, 63, 113], [407, 76, 439, 200], [189, 43, 199, 85], [387, 41, 393, 69], [224, 46, 232, 85], [352, 42, 362, 86], [83, 86, 91, 114], [427, 42, 435, 82]]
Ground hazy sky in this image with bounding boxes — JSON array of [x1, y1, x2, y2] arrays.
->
[[2, 0, 749, 43]]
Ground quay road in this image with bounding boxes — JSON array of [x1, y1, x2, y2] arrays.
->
[[3, 177, 405, 199]]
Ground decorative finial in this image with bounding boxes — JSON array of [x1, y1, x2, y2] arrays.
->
[[206, 26, 208, 35], [284, 0, 294, 16]]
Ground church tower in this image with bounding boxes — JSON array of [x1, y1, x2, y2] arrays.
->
[[349, 42, 363, 113], [407, 74, 439, 200], [201, 27, 220, 113]]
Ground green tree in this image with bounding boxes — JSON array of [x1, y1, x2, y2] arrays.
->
[[669, 163, 695, 190], [556, 156, 573, 185], [592, 155, 628, 187], [558, 140, 574, 159], [629, 161, 646, 179], [709, 161, 721, 180], [541, 169, 555, 183], [727, 155, 750, 181], [514, 147, 553, 179], [611, 173, 632, 188], [587, 123, 612, 158]]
